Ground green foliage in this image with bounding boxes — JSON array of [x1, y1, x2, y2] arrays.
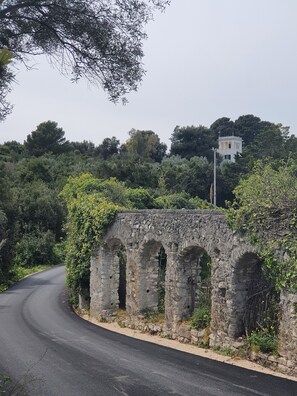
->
[[159, 155, 213, 201], [155, 192, 192, 209], [210, 114, 275, 146], [0, 374, 12, 394], [3, 113, 297, 302], [227, 160, 297, 291], [0, 49, 13, 66], [199, 253, 212, 281], [170, 125, 217, 162], [96, 137, 120, 159], [60, 174, 120, 298], [0, 49, 14, 121], [155, 192, 212, 209], [125, 187, 156, 209], [125, 129, 167, 162], [248, 328, 278, 354], [191, 254, 212, 331], [14, 231, 58, 268], [24, 121, 69, 156], [97, 155, 160, 188], [0, 265, 55, 292], [1, 1, 169, 111], [191, 306, 211, 330], [15, 181, 65, 236]]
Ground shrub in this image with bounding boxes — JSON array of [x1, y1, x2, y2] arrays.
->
[[248, 328, 278, 354], [191, 306, 211, 330], [14, 230, 57, 267]]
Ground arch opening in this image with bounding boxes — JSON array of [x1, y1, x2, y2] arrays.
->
[[117, 245, 127, 309], [140, 241, 167, 314], [103, 238, 126, 313], [232, 253, 278, 338], [157, 246, 167, 313], [178, 246, 212, 327]]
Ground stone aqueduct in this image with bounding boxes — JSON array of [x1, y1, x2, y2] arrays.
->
[[89, 210, 262, 343], [88, 210, 297, 374]]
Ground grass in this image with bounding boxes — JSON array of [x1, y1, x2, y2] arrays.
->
[[0, 264, 55, 292], [143, 309, 165, 323]]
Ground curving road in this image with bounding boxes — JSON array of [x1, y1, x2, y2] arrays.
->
[[0, 266, 296, 396]]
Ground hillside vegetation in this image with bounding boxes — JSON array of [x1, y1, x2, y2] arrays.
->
[[0, 116, 296, 299]]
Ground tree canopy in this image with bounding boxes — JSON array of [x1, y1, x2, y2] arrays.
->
[[24, 120, 69, 156], [0, 48, 13, 120], [0, 0, 170, 120], [170, 125, 217, 161], [124, 129, 167, 162]]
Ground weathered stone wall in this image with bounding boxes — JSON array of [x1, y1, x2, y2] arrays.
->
[[90, 210, 257, 340], [88, 209, 296, 376], [277, 290, 297, 375]]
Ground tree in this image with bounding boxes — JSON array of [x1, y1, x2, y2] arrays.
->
[[0, 160, 18, 279], [97, 137, 120, 160], [210, 114, 276, 146], [70, 140, 96, 156], [0, 140, 24, 161], [0, 48, 13, 121], [125, 129, 167, 162], [160, 156, 212, 200], [170, 125, 217, 161], [24, 121, 69, 156], [234, 114, 275, 146], [0, 0, 170, 120], [234, 123, 295, 173], [210, 117, 235, 138]]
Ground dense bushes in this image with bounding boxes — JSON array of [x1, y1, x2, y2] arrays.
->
[[227, 160, 297, 292]]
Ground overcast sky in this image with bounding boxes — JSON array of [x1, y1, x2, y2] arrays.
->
[[1, 0, 297, 148]]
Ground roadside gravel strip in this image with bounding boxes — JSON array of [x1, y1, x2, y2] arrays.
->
[[80, 314, 297, 383]]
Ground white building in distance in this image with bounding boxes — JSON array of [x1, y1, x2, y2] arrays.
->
[[217, 135, 242, 163]]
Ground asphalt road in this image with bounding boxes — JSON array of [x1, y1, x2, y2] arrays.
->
[[0, 266, 296, 396]]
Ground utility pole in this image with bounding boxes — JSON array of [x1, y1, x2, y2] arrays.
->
[[213, 148, 217, 207]]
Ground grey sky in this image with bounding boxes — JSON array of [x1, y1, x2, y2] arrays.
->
[[1, 0, 297, 148]]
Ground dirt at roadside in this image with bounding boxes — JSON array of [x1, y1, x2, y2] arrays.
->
[[79, 314, 297, 383]]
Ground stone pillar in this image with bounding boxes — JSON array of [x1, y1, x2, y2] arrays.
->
[[278, 290, 297, 375], [164, 242, 180, 333], [78, 293, 90, 311], [138, 255, 159, 313], [90, 244, 120, 319], [209, 256, 232, 346], [125, 242, 139, 316], [170, 254, 200, 325]]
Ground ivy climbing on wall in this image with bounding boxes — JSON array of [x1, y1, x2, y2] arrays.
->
[[60, 174, 121, 302]]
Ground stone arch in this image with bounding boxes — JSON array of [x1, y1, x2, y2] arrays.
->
[[138, 240, 167, 313], [176, 245, 212, 322], [231, 252, 268, 338]]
